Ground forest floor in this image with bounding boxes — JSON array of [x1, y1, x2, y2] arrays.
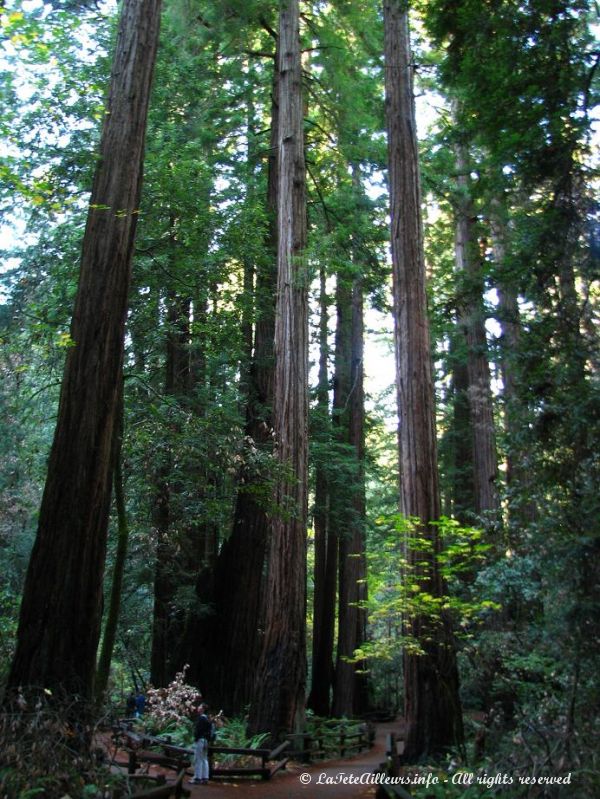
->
[[184, 719, 403, 799]]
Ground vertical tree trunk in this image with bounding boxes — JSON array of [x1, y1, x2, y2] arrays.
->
[[308, 264, 336, 716], [7, 0, 162, 704], [454, 140, 499, 518], [350, 274, 369, 717], [383, 0, 463, 758], [95, 384, 129, 701], [183, 46, 280, 714], [331, 265, 368, 718], [490, 205, 537, 528], [447, 336, 475, 522], [149, 466, 171, 688], [248, 0, 308, 741], [149, 290, 192, 686]]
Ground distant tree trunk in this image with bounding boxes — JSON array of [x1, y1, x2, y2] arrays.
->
[[308, 264, 336, 716], [149, 411, 173, 687], [349, 274, 369, 717], [447, 335, 475, 522], [383, 0, 464, 758], [248, 0, 308, 741], [241, 71, 258, 375], [7, 0, 161, 705], [490, 204, 537, 527], [149, 291, 192, 687], [183, 46, 280, 715], [95, 384, 129, 701], [331, 266, 368, 718], [454, 141, 499, 518]]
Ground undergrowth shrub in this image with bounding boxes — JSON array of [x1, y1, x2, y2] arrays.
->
[[0, 691, 118, 799], [143, 666, 199, 738]]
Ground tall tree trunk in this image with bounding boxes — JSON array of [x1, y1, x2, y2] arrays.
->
[[454, 139, 499, 518], [184, 46, 280, 714], [331, 266, 368, 718], [149, 468, 171, 688], [307, 264, 336, 716], [349, 274, 369, 717], [149, 291, 192, 686], [447, 335, 475, 522], [383, 0, 463, 758], [490, 204, 538, 528], [248, 0, 308, 741], [7, 0, 161, 705], [95, 384, 129, 701]]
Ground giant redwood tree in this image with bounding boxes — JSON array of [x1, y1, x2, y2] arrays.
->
[[383, 0, 464, 758], [7, 0, 162, 703], [191, 44, 281, 714], [248, 0, 308, 741]]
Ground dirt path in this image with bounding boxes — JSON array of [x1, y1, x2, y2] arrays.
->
[[185, 720, 402, 799]]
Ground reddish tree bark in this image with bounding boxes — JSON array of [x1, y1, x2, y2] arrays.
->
[[7, 0, 162, 703], [198, 75, 279, 713], [383, 0, 463, 758], [95, 384, 129, 700], [248, 0, 308, 741], [331, 269, 368, 718], [308, 264, 336, 717]]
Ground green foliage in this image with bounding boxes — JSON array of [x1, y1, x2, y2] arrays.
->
[[0, 0, 113, 221], [215, 717, 270, 753], [362, 514, 496, 657], [304, 714, 370, 760], [0, 588, 19, 685]]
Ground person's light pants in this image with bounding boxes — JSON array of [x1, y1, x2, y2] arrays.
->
[[194, 738, 209, 781]]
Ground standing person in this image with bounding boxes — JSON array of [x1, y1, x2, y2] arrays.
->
[[125, 691, 136, 717], [135, 690, 146, 718], [190, 703, 212, 785]]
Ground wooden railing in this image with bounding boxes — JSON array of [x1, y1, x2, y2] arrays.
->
[[373, 730, 412, 799], [208, 740, 291, 780], [112, 724, 290, 781], [288, 719, 375, 762], [112, 717, 374, 782]]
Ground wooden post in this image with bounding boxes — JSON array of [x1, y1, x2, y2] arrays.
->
[[128, 749, 137, 775], [303, 732, 312, 763], [386, 732, 400, 777]]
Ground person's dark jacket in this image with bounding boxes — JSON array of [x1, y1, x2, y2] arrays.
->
[[194, 713, 213, 742]]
